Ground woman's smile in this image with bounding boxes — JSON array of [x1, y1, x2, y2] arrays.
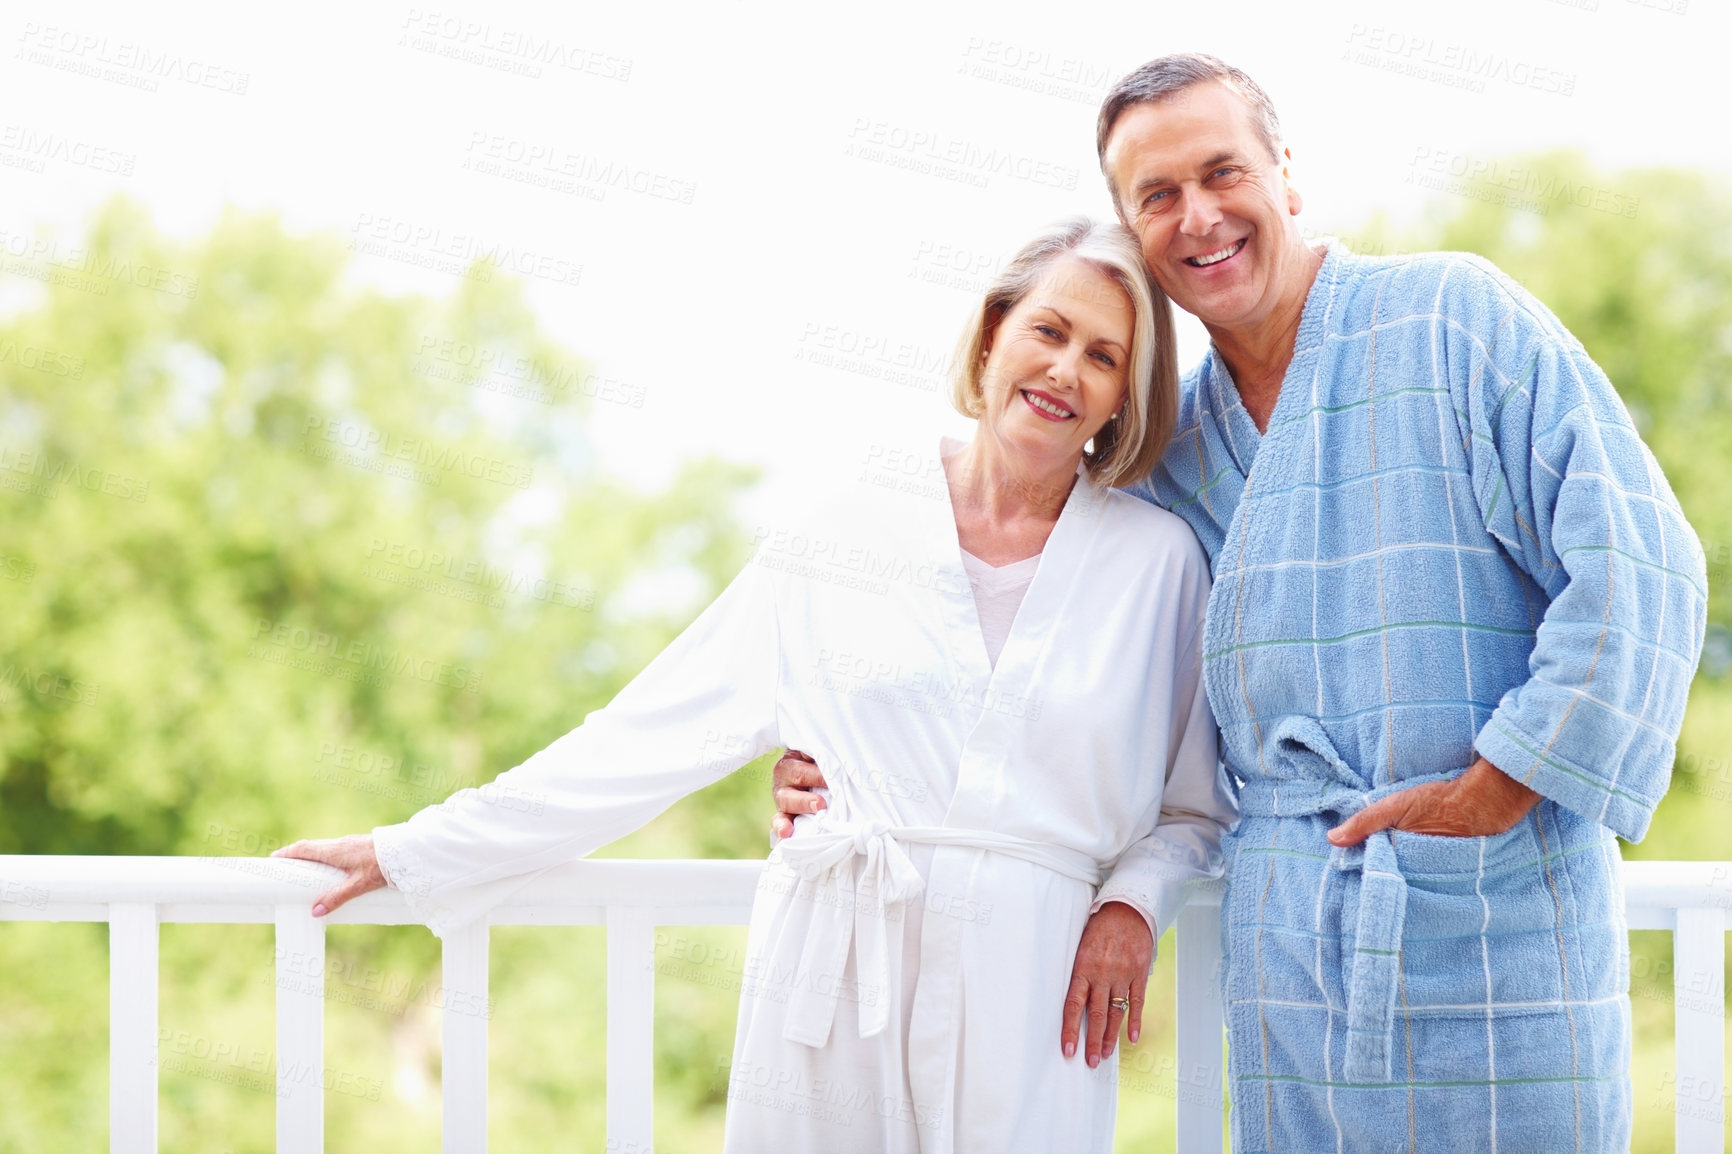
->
[[1021, 388, 1076, 421]]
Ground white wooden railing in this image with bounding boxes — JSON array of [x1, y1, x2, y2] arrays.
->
[[0, 856, 1726, 1152]]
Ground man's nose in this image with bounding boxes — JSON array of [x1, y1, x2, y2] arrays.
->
[[1178, 189, 1223, 237]]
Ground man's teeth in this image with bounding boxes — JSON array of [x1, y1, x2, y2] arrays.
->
[[1187, 239, 1245, 267], [1024, 391, 1074, 418]]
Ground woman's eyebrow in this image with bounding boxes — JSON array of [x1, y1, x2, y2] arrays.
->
[[1029, 304, 1127, 354], [1027, 303, 1072, 328]]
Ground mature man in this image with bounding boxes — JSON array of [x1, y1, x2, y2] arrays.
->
[[777, 53, 1708, 1151]]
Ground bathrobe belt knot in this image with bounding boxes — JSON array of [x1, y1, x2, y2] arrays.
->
[[772, 817, 1103, 1046]]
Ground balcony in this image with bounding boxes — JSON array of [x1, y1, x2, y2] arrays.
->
[[0, 855, 1726, 1152]]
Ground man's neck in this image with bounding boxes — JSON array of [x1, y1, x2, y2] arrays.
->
[[1207, 243, 1326, 433]]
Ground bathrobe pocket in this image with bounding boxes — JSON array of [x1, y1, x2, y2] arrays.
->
[[1385, 820, 1575, 1017]]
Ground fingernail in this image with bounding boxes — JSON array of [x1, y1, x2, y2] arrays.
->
[[1088, 1055, 1098, 1069], [1130, 1027, 1139, 1043], [312, 904, 326, 918], [1064, 1042, 1075, 1058]]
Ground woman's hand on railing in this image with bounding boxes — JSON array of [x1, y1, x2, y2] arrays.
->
[[1062, 900, 1154, 1069], [270, 834, 388, 917]]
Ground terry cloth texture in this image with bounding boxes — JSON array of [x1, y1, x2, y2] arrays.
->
[[1135, 241, 1708, 1152]]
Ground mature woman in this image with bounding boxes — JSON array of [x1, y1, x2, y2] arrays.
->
[[276, 217, 1235, 1153]]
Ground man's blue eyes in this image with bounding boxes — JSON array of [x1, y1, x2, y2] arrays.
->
[[1144, 169, 1238, 206]]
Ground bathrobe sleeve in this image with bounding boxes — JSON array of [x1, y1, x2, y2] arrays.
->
[[1449, 258, 1707, 842], [372, 559, 785, 936], [1091, 565, 1237, 950]]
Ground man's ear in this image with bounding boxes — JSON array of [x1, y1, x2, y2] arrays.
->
[[1109, 182, 1131, 229], [1101, 132, 1133, 227], [1281, 145, 1303, 216]]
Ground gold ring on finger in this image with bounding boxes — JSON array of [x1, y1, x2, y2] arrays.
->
[[1108, 997, 1130, 1011]]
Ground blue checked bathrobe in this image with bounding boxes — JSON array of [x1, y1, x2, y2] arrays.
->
[[1135, 242, 1708, 1153]]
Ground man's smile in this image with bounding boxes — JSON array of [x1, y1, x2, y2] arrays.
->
[[1183, 237, 1247, 268]]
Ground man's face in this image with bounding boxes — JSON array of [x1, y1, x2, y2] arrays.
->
[[1104, 82, 1305, 333]]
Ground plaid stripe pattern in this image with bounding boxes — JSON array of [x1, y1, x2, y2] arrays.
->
[[1134, 243, 1708, 1152]]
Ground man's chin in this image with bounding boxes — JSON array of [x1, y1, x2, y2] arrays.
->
[[1171, 285, 1254, 331]]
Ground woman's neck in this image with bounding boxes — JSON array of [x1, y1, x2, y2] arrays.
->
[[943, 437, 1079, 565]]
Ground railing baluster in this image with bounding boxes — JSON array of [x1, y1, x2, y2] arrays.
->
[[109, 902, 158, 1154], [1673, 906, 1725, 1153], [1175, 899, 1227, 1153], [274, 904, 325, 1152], [607, 907, 656, 1152], [8, 856, 1727, 1154], [442, 921, 490, 1154]]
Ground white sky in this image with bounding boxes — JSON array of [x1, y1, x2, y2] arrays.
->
[[1, 0, 1719, 525]]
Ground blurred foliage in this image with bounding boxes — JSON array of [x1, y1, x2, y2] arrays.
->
[[0, 197, 763, 1150], [1, 153, 1729, 1151]]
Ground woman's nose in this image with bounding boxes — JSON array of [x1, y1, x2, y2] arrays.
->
[[1046, 344, 1084, 389]]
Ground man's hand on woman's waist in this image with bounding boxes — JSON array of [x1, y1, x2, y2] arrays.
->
[[772, 748, 828, 840]]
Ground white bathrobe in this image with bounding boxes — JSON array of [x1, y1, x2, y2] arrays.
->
[[373, 438, 1235, 1153]]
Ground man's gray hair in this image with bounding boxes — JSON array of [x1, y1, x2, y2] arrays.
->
[[1095, 53, 1283, 168]]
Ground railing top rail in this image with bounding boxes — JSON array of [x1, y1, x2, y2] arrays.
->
[[0, 855, 769, 919], [0, 855, 1724, 920], [1620, 859, 1732, 910]]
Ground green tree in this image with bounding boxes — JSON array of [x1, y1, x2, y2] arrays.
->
[[0, 198, 764, 1150]]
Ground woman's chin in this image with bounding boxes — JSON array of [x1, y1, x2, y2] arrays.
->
[[993, 417, 1087, 466]]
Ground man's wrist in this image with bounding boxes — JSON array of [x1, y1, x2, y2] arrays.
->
[[1470, 755, 1538, 798], [1465, 754, 1544, 828]]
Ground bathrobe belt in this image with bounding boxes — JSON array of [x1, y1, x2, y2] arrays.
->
[[771, 818, 1103, 1047], [1236, 770, 1465, 1083]]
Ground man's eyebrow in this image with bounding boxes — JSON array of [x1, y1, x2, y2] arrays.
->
[[1131, 150, 1242, 200]]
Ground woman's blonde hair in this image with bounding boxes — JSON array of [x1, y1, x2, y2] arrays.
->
[[948, 217, 1178, 488]]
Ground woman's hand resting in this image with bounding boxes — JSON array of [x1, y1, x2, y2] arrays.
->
[[271, 834, 388, 917], [1062, 901, 1154, 1068]]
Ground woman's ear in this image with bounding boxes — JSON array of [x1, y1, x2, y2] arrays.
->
[[980, 301, 1010, 359]]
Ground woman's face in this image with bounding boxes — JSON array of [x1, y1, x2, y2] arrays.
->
[[978, 255, 1134, 471]]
